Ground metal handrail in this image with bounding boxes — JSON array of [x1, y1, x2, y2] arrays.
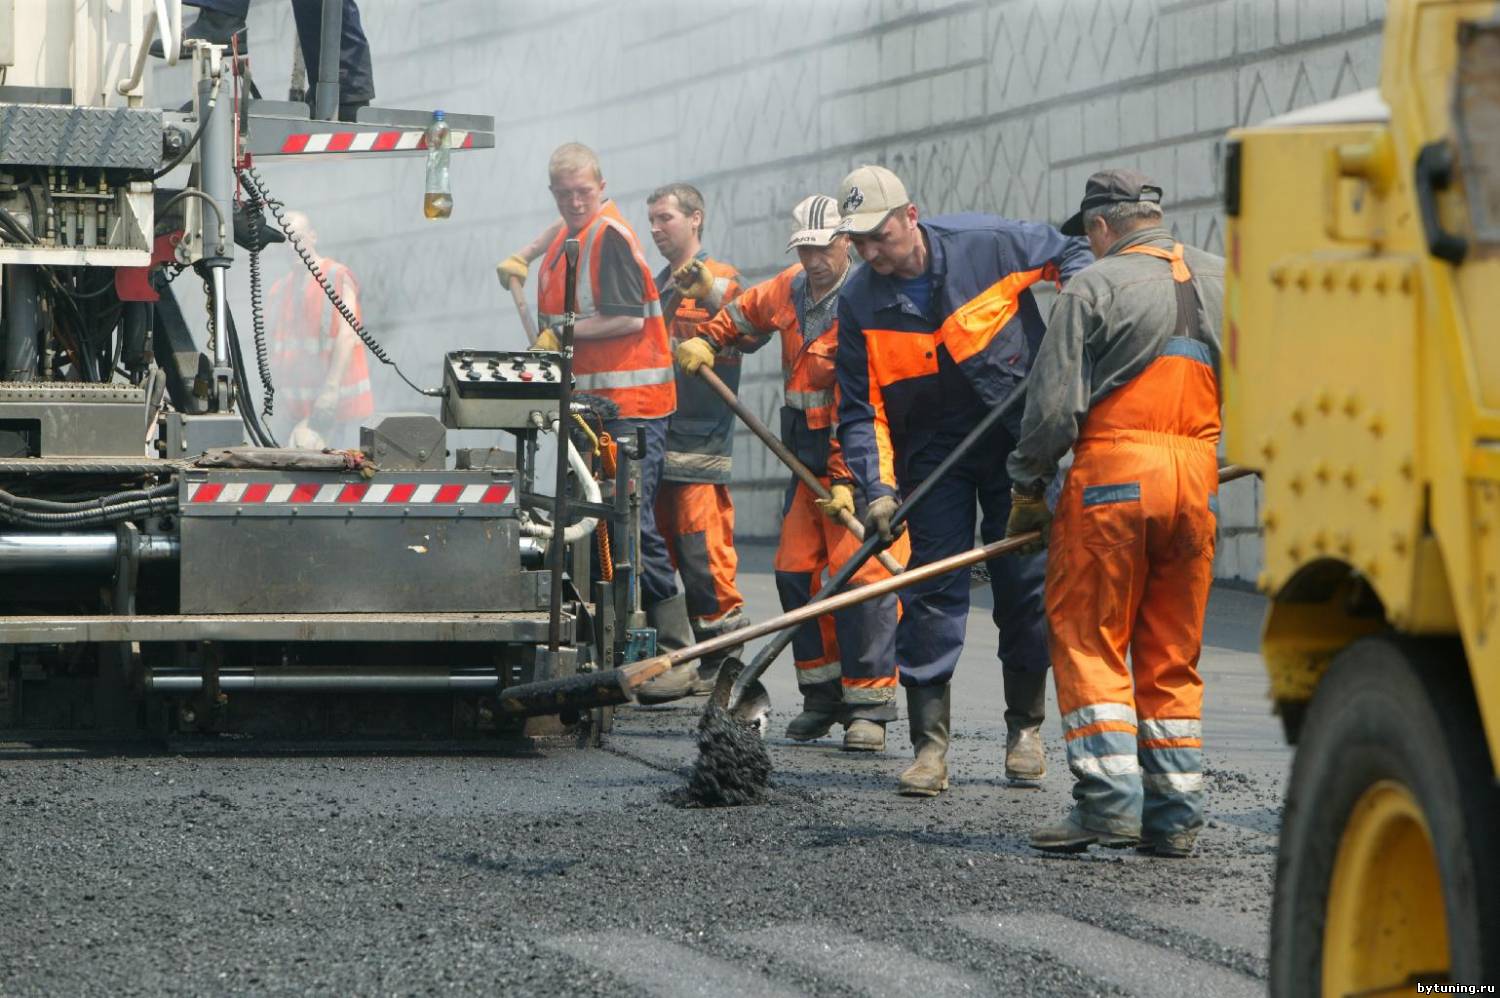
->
[[116, 0, 183, 96]]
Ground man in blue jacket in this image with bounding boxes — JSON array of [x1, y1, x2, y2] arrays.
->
[[834, 165, 1092, 796]]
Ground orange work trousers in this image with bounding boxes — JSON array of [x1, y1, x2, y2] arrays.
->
[[656, 481, 744, 632], [774, 479, 909, 721], [1047, 336, 1219, 841]]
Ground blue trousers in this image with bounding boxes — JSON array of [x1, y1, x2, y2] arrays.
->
[[896, 423, 1049, 686], [606, 417, 678, 608], [191, 0, 375, 104]]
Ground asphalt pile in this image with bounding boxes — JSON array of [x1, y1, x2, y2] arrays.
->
[[680, 704, 772, 806]]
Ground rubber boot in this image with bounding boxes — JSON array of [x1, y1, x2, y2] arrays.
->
[[151, 9, 247, 57], [898, 685, 950, 796], [635, 594, 698, 705], [842, 718, 886, 752], [689, 608, 750, 696], [785, 707, 839, 741], [1003, 670, 1048, 784]]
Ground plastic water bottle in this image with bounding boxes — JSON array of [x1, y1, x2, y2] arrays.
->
[[423, 110, 453, 219]]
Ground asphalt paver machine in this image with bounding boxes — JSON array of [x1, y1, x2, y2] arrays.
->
[[0, 1, 650, 742]]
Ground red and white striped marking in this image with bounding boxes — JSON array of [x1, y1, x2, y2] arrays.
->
[[277, 129, 475, 155], [186, 482, 512, 505]]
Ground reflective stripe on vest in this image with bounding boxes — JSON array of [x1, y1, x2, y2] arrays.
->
[[575, 366, 674, 390], [785, 388, 834, 411]]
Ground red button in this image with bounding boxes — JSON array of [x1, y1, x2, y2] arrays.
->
[[519, 371, 534, 381]]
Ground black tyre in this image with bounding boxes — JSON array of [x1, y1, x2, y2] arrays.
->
[[1270, 636, 1500, 995]]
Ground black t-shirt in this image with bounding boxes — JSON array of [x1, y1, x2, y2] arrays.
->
[[595, 227, 646, 318]]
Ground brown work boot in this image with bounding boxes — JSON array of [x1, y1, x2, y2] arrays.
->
[[785, 708, 839, 742], [1136, 830, 1198, 858], [898, 685, 950, 796], [841, 718, 886, 752], [1003, 670, 1049, 784]]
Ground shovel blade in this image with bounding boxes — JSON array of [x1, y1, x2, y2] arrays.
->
[[709, 657, 771, 736]]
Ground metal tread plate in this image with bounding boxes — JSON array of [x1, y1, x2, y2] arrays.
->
[[0, 103, 163, 169], [0, 458, 177, 475], [0, 611, 572, 644], [0, 382, 147, 403]]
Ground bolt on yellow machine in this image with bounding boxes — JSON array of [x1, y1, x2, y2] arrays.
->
[[1224, 1, 1500, 992]]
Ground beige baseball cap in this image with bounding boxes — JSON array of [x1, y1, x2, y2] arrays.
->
[[786, 194, 843, 250], [835, 165, 909, 234]]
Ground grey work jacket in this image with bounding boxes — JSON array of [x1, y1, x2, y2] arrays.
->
[[1006, 226, 1226, 490]]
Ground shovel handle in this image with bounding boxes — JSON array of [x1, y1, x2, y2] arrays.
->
[[695, 366, 904, 576], [501, 271, 540, 346]]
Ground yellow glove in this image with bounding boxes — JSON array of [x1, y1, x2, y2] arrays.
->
[[1005, 487, 1052, 555], [497, 253, 530, 287], [815, 483, 856, 521], [672, 259, 714, 300], [533, 327, 561, 352], [675, 336, 717, 374], [863, 495, 903, 544]]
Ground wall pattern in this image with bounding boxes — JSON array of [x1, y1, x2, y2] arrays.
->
[[158, 0, 1388, 581]]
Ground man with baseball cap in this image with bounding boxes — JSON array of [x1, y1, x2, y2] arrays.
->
[[833, 165, 1093, 796], [1005, 169, 1226, 857], [677, 195, 910, 750]]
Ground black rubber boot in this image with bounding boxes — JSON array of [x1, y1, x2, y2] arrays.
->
[[898, 685, 950, 796], [1003, 670, 1048, 783], [635, 594, 698, 706]]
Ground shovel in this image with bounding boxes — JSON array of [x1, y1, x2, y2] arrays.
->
[[694, 366, 904, 577]]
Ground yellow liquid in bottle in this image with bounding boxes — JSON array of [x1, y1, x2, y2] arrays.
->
[[424, 192, 453, 219]]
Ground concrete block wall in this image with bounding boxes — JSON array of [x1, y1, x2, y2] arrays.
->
[[155, 0, 1386, 582]]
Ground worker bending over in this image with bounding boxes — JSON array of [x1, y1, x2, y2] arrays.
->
[[679, 195, 909, 751], [498, 143, 697, 704], [834, 165, 1093, 795], [646, 184, 749, 692], [1006, 170, 1225, 858]]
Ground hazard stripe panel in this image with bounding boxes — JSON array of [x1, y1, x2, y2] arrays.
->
[[278, 130, 475, 155], [186, 482, 512, 505]]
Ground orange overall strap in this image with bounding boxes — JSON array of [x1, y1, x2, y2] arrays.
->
[[1121, 242, 1198, 339]]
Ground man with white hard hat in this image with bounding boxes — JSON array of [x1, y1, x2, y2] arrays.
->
[[678, 195, 909, 751]]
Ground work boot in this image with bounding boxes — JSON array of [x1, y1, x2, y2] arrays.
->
[[785, 708, 839, 742], [151, 9, 248, 57], [635, 594, 698, 705], [1030, 814, 1140, 854], [1003, 670, 1049, 784], [898, 684, 950, 796], [1136, 830, 1197, 858], [842, 718, 886, 752]]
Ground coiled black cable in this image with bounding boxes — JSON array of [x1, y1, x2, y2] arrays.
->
[[242, 186, 276, 419], [236, 164, 443, 399]]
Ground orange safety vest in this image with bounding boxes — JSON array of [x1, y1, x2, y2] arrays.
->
[[537, 201, 675, 420], [267, 262, 374, 422]]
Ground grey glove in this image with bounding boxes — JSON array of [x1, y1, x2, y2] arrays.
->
[[862, 495, 903, 544]]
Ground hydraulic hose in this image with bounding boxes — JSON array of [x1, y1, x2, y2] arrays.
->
[[518, 417, 600, 544], [0, 483, 177, 526]]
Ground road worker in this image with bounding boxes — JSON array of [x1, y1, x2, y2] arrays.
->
[[833, 165, 1093, 795], [646, 183, 749, 692], [497, 143, 697, 704], [1006, 170, 1225, 858], [678, 195, 909, 751], [267, 210, 373, 449]]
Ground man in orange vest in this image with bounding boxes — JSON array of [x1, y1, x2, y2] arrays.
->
[[645, 183, 750, 691], [1006, 170, 1226, 858], [267, 210, 374, 449], [498, 143, 697, 703], [678, 195, 910, 751]]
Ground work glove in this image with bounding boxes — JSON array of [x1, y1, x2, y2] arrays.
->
[[311, 384, 340, 422], [289, 420, 327, 451], [1005, 486, 1052, 555], [532, 327, 561, 352], [672, 259, 714, 300], [497, 253, 530, 287], [862, 495, 903, 545], [815, 482, 856, 521], [675, 336, 717, 374]]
